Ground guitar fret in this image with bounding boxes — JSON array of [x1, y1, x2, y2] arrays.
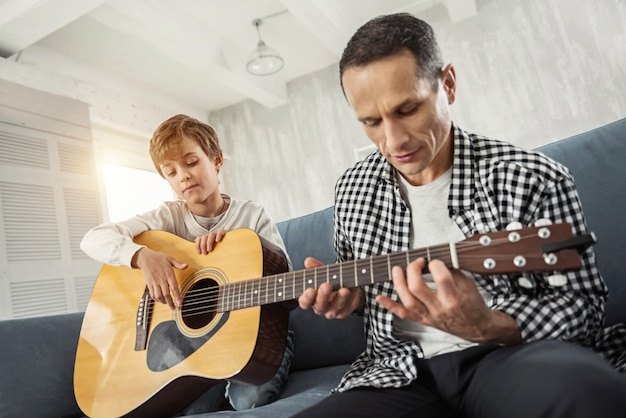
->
[[241, 280, 246, 308], [236, 281, 241, 310], [340, 262, 343, 288]]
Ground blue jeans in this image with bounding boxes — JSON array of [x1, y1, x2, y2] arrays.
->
[[226, 329, 295, 410]]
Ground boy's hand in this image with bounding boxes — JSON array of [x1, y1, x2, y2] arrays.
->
[[195, 230, 226, 254], [132, 247, 188, 310]]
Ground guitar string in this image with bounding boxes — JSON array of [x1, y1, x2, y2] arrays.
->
[[178, 233, 534, 307], [147, 234, 547, 319], [161, 235, 544, 318], [141, 246, 452, 319]]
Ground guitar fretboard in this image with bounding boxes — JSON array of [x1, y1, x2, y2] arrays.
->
[[217, 243, 455, 312]]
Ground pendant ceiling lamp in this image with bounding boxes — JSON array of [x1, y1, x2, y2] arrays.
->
[[246, 18, 284, 76]]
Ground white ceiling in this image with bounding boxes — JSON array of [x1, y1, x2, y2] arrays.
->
[[0, 0, 476, 114]]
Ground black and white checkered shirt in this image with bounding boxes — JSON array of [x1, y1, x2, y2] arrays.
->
[[333, 123, 624, 392]]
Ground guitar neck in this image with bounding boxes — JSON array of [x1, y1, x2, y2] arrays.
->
[[218, 243, 453, 312], [216, 222, 589, 313]]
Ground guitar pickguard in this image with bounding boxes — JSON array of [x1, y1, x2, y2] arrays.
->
[[146, 313, 229, 372]]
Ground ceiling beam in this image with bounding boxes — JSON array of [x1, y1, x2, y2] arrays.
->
[[0, 0, 106, 58], [279, 0, 356, 57]]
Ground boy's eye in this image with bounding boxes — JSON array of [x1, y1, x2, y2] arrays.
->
[[165, 170, 175, 177]]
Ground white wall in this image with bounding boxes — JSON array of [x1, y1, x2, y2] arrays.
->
[[1, 0, 625, 226], [208, 0, 626, 222]]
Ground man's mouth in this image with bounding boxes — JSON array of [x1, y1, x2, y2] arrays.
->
[[394, 150, 417, 163]]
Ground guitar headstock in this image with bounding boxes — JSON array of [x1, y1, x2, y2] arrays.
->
[[457, 223, 593, 275]]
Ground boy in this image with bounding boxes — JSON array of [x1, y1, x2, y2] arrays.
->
[[81, 114, 293, 412]]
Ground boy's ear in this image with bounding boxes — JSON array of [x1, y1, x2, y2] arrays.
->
[[214, 152, 224, 170]]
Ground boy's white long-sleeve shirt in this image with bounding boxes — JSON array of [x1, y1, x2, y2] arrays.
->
[[80, 195, 290, 269]]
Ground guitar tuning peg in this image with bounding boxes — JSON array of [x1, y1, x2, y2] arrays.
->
[[506, 222, 523, 231], [518, 276, 535, 289], [547, 274, 568, 287], [535, 218, 552, 226]]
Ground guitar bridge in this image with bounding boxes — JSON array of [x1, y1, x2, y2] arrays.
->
[[135, 287, 153, 351]]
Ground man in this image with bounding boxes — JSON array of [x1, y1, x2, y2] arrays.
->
[[296, 13, 626, 418]]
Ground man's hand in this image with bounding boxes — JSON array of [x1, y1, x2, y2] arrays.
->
[[132, 247, 188, 310], [376, 258, 522, 345], [298, 257, 364, 319], [195, 230, 226, 254]]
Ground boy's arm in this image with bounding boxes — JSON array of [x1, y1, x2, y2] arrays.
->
[[80, 219, 148, 267]]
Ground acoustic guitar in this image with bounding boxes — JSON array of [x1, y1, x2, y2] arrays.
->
[[74, 224, 593, 418]]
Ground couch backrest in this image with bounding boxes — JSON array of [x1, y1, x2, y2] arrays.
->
[[536, 118, 626, 326], [277, 207, 365, 371], [0, 312, 84, 418]]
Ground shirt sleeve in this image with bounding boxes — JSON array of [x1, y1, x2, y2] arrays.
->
[[490, 171, 607, 344], [80, 204, 176, 267]]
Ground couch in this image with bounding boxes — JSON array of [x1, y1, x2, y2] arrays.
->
[[1, 118, 624, 418]]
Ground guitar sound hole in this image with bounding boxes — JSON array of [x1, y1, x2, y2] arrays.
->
[[181, 278, 217, 329]]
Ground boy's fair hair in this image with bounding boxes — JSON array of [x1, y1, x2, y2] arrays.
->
[[149, 114, 222, 177]]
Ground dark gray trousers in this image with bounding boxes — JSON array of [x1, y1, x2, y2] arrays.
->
[[292, 340, 626, 418]]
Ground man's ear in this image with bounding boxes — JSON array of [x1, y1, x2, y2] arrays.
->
[[441, 64, 456, 105]]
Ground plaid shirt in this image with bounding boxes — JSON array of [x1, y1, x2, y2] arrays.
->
[[333, 123, 623, 392]]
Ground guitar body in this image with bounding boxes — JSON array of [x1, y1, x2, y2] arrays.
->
[[74, 229, 291, 418]]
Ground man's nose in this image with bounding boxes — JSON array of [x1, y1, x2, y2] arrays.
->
[[384, 120, 408, 149]]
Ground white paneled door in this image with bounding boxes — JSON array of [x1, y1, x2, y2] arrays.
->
[[0, 79, 103, 319]]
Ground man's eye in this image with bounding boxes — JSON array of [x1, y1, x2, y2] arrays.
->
[[398, 105, 417, 116], [187, 161, 198, 167], [362, 119, 380, 127]]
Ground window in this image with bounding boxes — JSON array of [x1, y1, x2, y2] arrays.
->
[[101, 163, 174, 222]]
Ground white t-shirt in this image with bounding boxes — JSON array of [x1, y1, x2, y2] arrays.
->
[[80, 194, 290, 269], [393, 169, 490, 358]]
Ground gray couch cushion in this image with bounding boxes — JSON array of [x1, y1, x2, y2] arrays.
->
[[276, 206, 336, 270], [536, 118, 626, 325], [277, 207, 365, 371], [0, 312, 84, 418]]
